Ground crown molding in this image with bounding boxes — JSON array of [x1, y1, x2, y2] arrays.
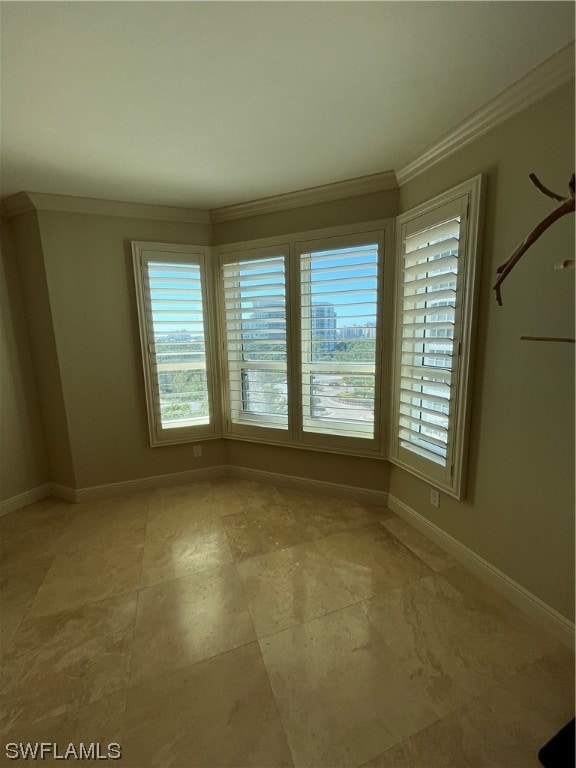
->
[[0, 191, 211, 223], [0, 192, 35, 219], [396, 41, 575, 186], [209, 170, 398, 223]]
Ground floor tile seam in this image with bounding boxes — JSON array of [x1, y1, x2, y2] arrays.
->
[[140, 559, 238, 592], [310, 519, 409, 548], [231, 556, 263, 651], [13, 555, 62, 628], [0, 616, 24, 660], [135, 504, 151, 594], [125, 580, 144, 695], [253, 594, 363, 644], [253, 597, 445, 768], [55, 527, 148, 551], [126, 634, 260, 692], [0, 553, 57, 581], [357, 588, 549, 723], [0, 521, 72, 567], [360, 563, 453, 601], [489, 648, 567, 688], [365, 570, 564, 670], [231, 529, 368, 641], [354, 707, 444, 768], [255, 653, 298, 768], [257, 595, 376, 643], [304, 538, 361, 609], [312, 532, 439, 603], [227, 519, 395, 565], [28, 557, 243, 622], [435, 567, 561, 643], [376, 518, 457, 571], [23, 582, 145, 624], [355, 583, 463, 718], [402, 656, 560, 738], [229, 537, 319, 565], [252, 636, 307, 768], [373, 527, 445, 575], [3, 688, 131, 739], [230, 556, 297, 767]]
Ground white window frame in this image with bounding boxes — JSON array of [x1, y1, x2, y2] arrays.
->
[[132, 241, 220, 447], [215, 220, 392, 457], [217, 243, 293, 442], [390, 175, 485, 498]]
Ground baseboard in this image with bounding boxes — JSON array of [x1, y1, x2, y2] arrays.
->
[[52, 466, 227, 504], [387, 494, 575, 649], [0, 484, 53, 516], [37, 465, 389, 507], [224, 464, 389, 507], [50, 484, 78, 503]]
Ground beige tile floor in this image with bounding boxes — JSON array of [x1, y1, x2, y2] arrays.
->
[[0, 478, 573, 767]]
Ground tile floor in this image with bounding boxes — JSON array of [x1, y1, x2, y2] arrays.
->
[[0, 478, 573, 767]]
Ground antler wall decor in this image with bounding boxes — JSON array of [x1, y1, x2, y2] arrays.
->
[[493, 172, 575, 309]]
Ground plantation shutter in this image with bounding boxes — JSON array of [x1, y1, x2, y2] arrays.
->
[[132, 244, 216, 447], [221, 250, 289, 433], [145, 261, 211, 426], [391, 176, 484, 498], [298, 236, 383, 450], [397, 200, 461, 467]]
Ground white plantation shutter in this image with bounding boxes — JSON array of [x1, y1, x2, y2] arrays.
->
[[398, 203, 460, 466], [221, 248, 290, 434], [298, 234, 383, 450], [391, 177, 484, 498], [132, 243, 216, 446]]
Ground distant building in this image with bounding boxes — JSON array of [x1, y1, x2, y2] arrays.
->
[[310, 303, 337, 352], [242, 300, 286, 342], [241, 300, 337, 353], [339, 323, 376, 340]]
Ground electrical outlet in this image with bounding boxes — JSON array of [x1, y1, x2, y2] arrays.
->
[[193, 445, 202, 458], [430, 488, 440, 508]]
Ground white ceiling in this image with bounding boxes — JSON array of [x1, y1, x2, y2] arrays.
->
[[1, 1, 574, 210]]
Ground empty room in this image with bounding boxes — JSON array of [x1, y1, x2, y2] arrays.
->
[[0, 2, 574, 766]]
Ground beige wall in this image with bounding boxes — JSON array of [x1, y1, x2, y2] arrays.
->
[[10, 211, 76, 488], [34, 211, 225, 488], [212, 189, 399, 244], [392, 81, 575, 620], [225, 440, 390, 494], [0, 218, 50, 500]]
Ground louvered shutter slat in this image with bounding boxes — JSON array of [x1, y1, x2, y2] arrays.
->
[[222, 256, 289, 429], [300, 243, 379, 440], [396, 215, 462, 465], [145, 261, 210, 429]]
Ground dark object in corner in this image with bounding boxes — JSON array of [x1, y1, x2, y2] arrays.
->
[[538, 718, 575, 767]]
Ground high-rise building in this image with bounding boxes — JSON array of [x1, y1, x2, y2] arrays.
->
[[310, 302, 337, 352]]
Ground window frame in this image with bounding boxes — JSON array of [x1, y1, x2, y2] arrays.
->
[[132, 241, 220, 447], [389, 175, 485, 498], [215, 220, 392, 457]]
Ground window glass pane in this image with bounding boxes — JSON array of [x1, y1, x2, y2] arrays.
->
[[147, 261, 210, 428], [241, 370, 288, 417], [223, 255, 288, 429], [300, 244, 379, 439]]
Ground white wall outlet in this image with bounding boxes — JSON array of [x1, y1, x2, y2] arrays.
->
[[430, 488, 440, 508], [193, 445, 202, 458]]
